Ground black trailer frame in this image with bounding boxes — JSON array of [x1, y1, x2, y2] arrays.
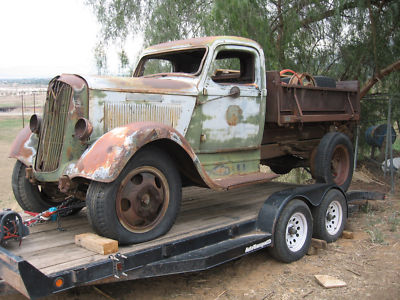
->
[[0, 183, 383, 299]]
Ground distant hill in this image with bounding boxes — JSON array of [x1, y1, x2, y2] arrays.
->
[[0, 78, 50, 85]]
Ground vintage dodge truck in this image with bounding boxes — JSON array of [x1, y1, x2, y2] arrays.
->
[[10, 36, 359, 245]]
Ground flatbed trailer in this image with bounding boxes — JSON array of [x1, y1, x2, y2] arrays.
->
[[0, 182, 383, 299]]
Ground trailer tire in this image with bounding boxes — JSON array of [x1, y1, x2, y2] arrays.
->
[[11, 160, 82, 215], [313, 132, 354, 191], [312, 189, 347, 243], [268, 200, 312, 263], [86, 147, 181, 244]]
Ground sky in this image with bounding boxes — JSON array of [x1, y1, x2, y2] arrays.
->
[[0, 0, 142, 78]]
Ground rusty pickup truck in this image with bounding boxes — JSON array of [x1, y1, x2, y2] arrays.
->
[[10, 36, 359, 246]]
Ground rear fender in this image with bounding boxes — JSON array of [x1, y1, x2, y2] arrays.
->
[[65, 122, 214, 186], [9, 127, 38, 167], [256, 184, 346, 245]]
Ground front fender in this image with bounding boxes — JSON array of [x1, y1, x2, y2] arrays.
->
[[9, 126, 38, 167], [64, 122, 208, 184]]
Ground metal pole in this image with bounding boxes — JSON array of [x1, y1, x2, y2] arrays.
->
[[33, 92, 36, 114], [388, 98, 394, 194], [353, 125, 359, 171], [384, 98, 390, 177], [21, 94, 25, 128]]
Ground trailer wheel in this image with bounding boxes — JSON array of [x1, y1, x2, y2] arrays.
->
[[313, 132, 354, 191], [12, 160, 81, 215], [86, 147, 181, 244], [268, 200, 312, 263], [312, 189, 347, 243]]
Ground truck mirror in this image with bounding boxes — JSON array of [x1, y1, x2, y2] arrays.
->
[[230, 86, 240, 98]]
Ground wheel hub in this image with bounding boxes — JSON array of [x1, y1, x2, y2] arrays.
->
[[285, 212, 308, 252], [116, 167, 169, 233], [325, 200, 343, 235]]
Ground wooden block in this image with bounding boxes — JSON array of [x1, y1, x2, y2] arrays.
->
[[314, 275, 347, 288], [342, 230, 354, 239], [307, 246, 318, 256], [75, 233, 118, 255], [311, 238, 327, 250]]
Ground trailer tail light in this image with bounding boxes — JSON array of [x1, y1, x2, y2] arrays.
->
[[54, 277, 64, 288]]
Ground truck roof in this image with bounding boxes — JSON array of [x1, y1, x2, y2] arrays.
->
[[144, 36, 261, 53]]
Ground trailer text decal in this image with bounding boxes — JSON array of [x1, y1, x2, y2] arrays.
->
[[245, 239, 271, 253]]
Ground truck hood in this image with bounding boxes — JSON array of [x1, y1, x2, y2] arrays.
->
[[81, 74, 199, 96]]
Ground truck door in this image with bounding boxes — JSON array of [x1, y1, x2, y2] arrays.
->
[[199, 45, 264, 151], [193, 45, 265, 177]]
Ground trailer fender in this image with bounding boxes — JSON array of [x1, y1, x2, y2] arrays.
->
[[65, 122, 212, 185], [8, 126, 38, 167], [256, 184, 346, 244]]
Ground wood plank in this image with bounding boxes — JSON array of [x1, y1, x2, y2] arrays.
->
[[75, 233, 118, 255]]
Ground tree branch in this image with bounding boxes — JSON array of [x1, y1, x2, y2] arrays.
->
[[360, 60, 400, 99]]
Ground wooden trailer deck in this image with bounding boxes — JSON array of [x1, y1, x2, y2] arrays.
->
[[4, 182, 295, 277]]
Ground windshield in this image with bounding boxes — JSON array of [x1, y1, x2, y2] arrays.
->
[[134, 48, 207, 77]]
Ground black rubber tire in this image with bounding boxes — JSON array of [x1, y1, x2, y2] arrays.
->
[[269, 164, 293, 175], [268, 200, 313, 263], [313, 132, 354, 191], [86, 147, 182, 245], [312, 189, 347, 243], [11, 160, 82, 215], [314, 76, 336, 88]]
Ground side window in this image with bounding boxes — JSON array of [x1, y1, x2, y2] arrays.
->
[[210, 50, 255, 84]]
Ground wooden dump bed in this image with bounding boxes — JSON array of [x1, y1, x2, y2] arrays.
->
[[4, 182, 294, 276]]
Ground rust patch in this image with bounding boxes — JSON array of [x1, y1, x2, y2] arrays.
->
[[226, 105, 243, 126]]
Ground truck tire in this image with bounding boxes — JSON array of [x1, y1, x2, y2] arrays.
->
[[313, 132, 354, 191], [312, 189, 347, 243], [86, 147, 181, 244], [11, 160, 81, 215], [269, 164, 293, 175], [268, 200, 312, 263]]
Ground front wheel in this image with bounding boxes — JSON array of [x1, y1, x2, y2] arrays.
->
[[268, 200, 313, 263], [312, 189, 347, 243], [11, 160, 82, 215], [86, 147, 181, 244]]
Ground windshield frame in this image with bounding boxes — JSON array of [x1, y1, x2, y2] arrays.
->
[[133, 47, 209, 78]]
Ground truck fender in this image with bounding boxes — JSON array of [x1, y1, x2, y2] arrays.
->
[[65, 122, 214, 186], [256, 184, 346, 245], [9, 126, 38, 167]]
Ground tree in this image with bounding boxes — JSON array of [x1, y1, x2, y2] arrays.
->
[[86, 0, 400, 97]]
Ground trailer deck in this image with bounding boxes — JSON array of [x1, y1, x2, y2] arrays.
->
[[1, 182, 299, 298]]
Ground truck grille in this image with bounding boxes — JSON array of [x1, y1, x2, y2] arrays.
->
[[35, 80, 72, 172]]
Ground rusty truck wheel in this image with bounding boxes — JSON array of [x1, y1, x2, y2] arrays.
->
[[86, 147, 181, 244], [313, 132, 354, 191], [11, 160, 82, 215]]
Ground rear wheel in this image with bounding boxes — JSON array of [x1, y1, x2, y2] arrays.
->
[[313, 132, 354, 191], [86, 147, 181, 244], [268, 200, 312, 263], [312, 189, 347, 242], [11, 160, 81, 215]]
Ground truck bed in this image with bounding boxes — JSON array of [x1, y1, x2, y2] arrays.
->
[[5, 182, 294, 276]]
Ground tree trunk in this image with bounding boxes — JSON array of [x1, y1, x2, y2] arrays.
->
[[360, 60, 400, 99]]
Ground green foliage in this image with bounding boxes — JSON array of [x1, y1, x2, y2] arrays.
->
[[86, 0, 399, 94]]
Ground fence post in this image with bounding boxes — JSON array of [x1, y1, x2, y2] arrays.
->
[[21, 94, 25, 128]]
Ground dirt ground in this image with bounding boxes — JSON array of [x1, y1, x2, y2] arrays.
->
[[0, 115, 399, 300]]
